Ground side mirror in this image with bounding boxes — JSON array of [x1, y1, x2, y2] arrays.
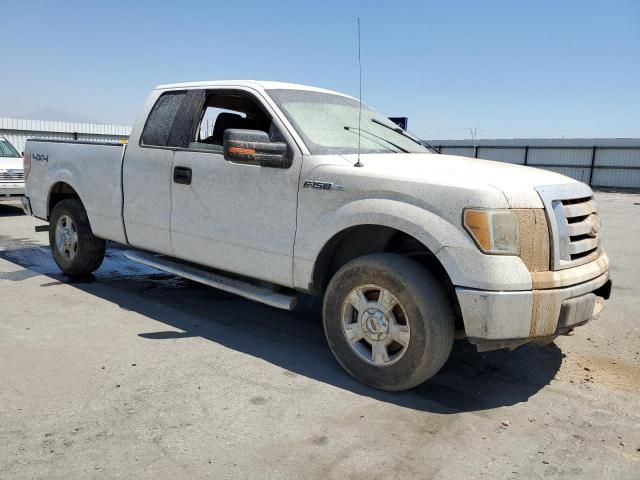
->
[[223, 129, 290, 168]]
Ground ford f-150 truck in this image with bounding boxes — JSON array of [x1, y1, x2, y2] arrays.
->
[[23, 81, 611, 391], [0, 137, 25, 201]]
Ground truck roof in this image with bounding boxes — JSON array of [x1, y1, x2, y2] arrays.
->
[[155, 80, 354, 99]]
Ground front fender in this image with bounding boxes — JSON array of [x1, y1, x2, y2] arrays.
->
[[293, 197, 533, 291], [293, 198, 475, 289]]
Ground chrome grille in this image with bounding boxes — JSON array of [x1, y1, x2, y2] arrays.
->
[[559, 197, 600, 261], [536, 184, 601, 270], [0, 170, 24, 183]]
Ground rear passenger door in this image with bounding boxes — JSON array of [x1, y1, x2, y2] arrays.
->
[[122, 90, 201, 255]]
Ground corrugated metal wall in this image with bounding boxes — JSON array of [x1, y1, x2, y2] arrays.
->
[[0, 118, 131, 153], [2, 117, 638, 189], [431, 138, 640, 189]]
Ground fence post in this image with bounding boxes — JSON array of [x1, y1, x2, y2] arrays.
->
[[588, 146, 597, 186], [524, 145, 529, 166]]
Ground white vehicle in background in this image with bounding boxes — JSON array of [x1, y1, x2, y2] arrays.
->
[[0, 137, 25, 201]]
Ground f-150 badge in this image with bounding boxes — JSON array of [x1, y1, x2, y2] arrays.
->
[[303, 180, 346, 191]]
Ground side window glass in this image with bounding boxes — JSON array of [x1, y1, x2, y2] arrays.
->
[[199, 107, 246, 143], [189, 91, 286, 153], [0, 140, 20, 157], [141, 91, 186, 147], [0, 141, 13, 156]]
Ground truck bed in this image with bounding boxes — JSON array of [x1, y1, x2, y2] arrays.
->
[[25, 139, 128, 244]]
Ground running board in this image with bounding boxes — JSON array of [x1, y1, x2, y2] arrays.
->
[[123, 250, 297, 311]]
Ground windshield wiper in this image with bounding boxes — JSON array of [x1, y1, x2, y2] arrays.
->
[[371, 118, 441, 154], [344, 126, 409, 153]]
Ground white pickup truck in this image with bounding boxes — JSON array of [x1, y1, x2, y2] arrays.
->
[[0, 137, 25, 201], [23, 81, 611, 391]]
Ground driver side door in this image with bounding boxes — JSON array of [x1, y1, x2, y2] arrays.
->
[[169, 87, 303, 287]]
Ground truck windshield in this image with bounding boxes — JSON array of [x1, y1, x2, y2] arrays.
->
[[0, 140, 20, 158], [267, 89, 429, 155]]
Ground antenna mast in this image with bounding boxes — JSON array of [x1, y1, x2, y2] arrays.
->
[[354, 17, 364, 167]]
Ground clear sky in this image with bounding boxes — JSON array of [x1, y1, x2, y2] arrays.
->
[[1, 0, 638, 139]]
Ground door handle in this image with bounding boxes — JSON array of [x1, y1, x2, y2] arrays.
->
[[173, 166, 192, 185]]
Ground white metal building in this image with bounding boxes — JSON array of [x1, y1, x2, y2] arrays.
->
[[0, 118, 130, 154], [1, 117, 638, 189]]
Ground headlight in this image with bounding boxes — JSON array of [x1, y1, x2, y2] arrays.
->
[[463, 209, 519, 255]]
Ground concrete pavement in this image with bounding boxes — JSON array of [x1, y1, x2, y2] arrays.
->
[[0, 192, 639, 479]]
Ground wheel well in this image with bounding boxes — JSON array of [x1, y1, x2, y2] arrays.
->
[[312, 225, 463, 331], [48, 182, 81, 218]]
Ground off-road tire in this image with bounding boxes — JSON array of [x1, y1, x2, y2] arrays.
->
[[49, 198, 106, 276], [323, 253, 454, 391]]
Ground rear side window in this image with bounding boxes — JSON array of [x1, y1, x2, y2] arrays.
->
[[141, 91, 187, 147]]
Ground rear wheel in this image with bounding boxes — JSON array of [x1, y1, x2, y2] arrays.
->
[[323, 253, 454, 391], [49, 199, 106, 276]]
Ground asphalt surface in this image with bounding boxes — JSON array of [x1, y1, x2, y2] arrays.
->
[[0, 192, 639, 479]]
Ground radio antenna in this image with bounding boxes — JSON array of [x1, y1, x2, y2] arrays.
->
[[354, 17, 364, 167]]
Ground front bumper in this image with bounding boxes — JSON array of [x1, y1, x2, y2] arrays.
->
[[0, 185, 25, 199], [456, 252, 611, 351]]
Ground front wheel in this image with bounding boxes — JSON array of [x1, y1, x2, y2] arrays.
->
[[323, 253, 454, 391], [49, 198, 106, 276]]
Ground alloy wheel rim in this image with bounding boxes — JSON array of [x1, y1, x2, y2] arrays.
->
[[341, 284, 410, 366], [55, 215, 78, 260]]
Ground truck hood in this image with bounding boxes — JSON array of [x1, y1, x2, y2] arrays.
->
[[0, 157, 24, 171], [340, 153, 584, 208]]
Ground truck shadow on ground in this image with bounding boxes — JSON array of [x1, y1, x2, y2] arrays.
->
[[0, 203, 25, 217], [131, 290, 564, 414], [1, 243, 563, 414]]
